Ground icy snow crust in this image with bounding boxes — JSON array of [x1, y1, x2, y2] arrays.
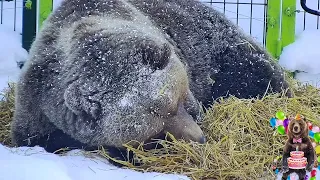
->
[[0, 144, 190, 180]]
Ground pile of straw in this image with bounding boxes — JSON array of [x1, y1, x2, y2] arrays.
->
[[1, 78, 320, 179], [0, 82, 15, 146]]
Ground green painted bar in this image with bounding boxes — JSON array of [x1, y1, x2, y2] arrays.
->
[[281, 0, 296, 48], [266, 0, 282, 59], [38, 0, 53, 30], [22, 0, 37, 51]]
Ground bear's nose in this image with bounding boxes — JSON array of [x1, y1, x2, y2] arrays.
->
[[294, 126, 299, 131]]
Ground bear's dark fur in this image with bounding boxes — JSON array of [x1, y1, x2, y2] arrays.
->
[[281, 115, 315, 180], [11, 0, 290, 166]]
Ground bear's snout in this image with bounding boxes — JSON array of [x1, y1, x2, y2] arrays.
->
[[164, 103, 205, 144], [293, 123, 301, 133]]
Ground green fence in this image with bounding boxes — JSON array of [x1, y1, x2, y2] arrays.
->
[[266, 0, 296, 59], [22, 0, 52, 51]]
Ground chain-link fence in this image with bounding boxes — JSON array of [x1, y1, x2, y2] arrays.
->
[[0, 0, 23, 33], [295, 0, 320, 34], [202, 0, 320, 47], [202, 0, 268, 46]]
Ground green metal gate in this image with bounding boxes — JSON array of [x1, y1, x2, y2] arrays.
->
[[21, 0, 52, 51]]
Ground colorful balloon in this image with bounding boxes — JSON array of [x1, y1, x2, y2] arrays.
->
[[311, 169, 317, 177], [310, 177, 316, 180], [318, 156, 320, 162], [313, 126, 320, 133], [269, 117, 277, 128], [277, 125, 286, 135], [276, 111, 286, 120], [314, 132, 320, 143], [308, 122, 313, 130], [309, 131, 315, 139], [283, 119, 290, 127], [303, 175, 308, 180], [277, 120, 284, 126], [316, 146, 320, 154]]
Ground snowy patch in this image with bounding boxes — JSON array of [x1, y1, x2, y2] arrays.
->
[[279, 30, 320, 88], [295, 72, 320, 88], [0, 144, 190, 180], [279, 30, 320, 74], [0, 25, 28, 91]]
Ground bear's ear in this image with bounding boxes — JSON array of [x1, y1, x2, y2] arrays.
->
[[288, 115, 295, 121], [140, 40, 171, 71]]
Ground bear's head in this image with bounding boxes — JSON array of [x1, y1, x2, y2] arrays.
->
[[287, 115, 308, 139], [62, 20, 206, 148]]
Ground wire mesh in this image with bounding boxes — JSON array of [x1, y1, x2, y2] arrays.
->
[[202, 0, 268, 47], [204, 0, 320, 47], [0, 0, 23, 33], [296, 0, 320, 35]]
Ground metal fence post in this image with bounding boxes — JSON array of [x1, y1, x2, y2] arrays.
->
[[22, 0, 37, 51], [22, 0, 52, 51], [281, 0, 296, 48], [266, 0, 296, 60], [38, 0, 52, 30], [266, 0, 282, 59]]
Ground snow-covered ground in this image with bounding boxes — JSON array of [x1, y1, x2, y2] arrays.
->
[[0, 144, 190, 180], [1, 0, 320, 180]]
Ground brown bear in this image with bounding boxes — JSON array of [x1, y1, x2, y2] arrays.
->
[[281, 115, 316, 180], [11, 0, 291, 167]]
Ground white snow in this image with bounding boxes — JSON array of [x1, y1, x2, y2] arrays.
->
[[279, 29, 320, 88], [279, 30, 320, 74], [0, 25, 28, 90], [0, 144, 190, 180]]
